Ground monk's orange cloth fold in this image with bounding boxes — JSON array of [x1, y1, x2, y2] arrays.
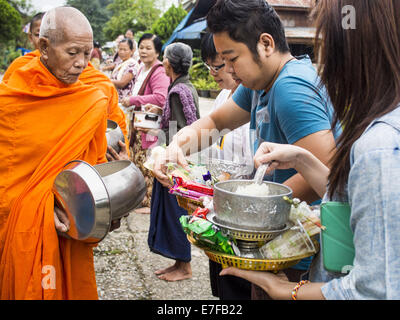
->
[[0, 56, 109, 300], [3, 51, 129, 154]]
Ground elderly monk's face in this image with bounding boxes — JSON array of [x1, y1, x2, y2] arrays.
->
[[40, 29, 93, 84]]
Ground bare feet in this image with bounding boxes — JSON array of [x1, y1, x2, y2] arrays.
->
[[156, 261, 192, 282], [154, 264, 177, 276]]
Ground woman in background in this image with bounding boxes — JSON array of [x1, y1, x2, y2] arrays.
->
[[122, 33, 170, 213], [110, 38, 139, 102], [148, 42, 200, 282]]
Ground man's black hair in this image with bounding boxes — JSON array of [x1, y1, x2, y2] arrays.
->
[[138, 33, 163, 55], [207, 0, 289, 60], [29, 12, 45, 33], [200, 32, 218, 63]]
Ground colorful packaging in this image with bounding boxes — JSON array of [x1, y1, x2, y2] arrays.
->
[[180, 215, 234, 255]]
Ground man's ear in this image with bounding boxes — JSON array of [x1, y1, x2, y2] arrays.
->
[[259, 33, 275, 57], [38, 37, 50, 61]]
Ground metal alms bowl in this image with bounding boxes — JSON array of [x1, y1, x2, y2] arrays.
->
[[213, 180, 293, 231], [53, 160, 146, 243], [106, 119, 125, 154]]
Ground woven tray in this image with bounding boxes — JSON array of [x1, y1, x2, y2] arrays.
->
[[188, 235, 319, 271]]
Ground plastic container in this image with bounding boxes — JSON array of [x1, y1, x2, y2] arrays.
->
[[320, 202, 355, 273]]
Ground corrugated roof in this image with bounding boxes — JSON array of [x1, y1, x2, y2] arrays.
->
[[268, 0, 313, 8]]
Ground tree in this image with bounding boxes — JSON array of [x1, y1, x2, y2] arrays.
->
[[103, 0, 161, 41], [151, 4, 187, 42], [0, 0, 21, 43], [66, 0, 112, 44]]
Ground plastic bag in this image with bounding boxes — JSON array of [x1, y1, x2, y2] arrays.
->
[[260, 220, 316, 259], [180, 215, 234, 255]]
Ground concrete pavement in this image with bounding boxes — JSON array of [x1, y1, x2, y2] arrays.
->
[[94, 96, 219, 300]]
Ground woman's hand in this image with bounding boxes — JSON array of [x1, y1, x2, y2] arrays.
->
[[254, 142, 307, 173], [106, 140, 130, 161], [153, 141, 188, 188], [220, 267, 292, 300], [121, 97, 131, 108]]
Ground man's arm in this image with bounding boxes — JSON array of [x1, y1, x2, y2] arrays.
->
[[173, 97, 250, 154], [284, 129, 336, 203], [154, 97, 250, 186]]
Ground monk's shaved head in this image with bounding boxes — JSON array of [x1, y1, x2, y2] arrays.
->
[[39, 6, 93, 45], [38, 6, 94, 84]]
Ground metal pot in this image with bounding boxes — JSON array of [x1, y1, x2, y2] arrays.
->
[[213, 180, 293, 231], [106, 119, 124, 154], [53, 160, 146, 243]]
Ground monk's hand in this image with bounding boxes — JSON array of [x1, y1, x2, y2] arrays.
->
[[54, 204, 70, 233], [106, 141, 130, 161], [109, 219, 121, 232]]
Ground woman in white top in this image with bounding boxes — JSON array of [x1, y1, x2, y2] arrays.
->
[[201, 33, 253, 166], [200, 32, 253, 301]]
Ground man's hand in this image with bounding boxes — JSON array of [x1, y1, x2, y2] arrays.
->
[[106, 140, 130, 161], [153, 141, 188, 188], [54, 204, 70, 233]]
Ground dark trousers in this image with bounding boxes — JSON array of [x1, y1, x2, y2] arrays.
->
[[209, 260, 252, 300]]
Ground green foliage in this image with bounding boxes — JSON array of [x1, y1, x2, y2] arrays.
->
[[66, 0, 112, 44], [103, 0, 161, 41], [0, 44, 21, 73], [151, 5, 187, 42], [0, 0, 22, 43]]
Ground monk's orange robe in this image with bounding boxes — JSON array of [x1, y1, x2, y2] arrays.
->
[[3, 50, 129, 154], [0, 56, 108, 299]]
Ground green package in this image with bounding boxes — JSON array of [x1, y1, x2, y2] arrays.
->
[[180, 216, 234, 255]]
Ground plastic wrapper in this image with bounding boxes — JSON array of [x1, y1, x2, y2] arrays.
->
[[287, 198, 324, 236], [192, 207, 210, 220], [180, 215, 234, 255], [166, 163, 211, 185], [260, 220, 316, 259], [169, 185, 205, 201], [172, 176, 214, 196]]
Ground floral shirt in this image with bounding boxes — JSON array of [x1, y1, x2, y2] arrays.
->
[[310, 105, 400, 299], [111, 58, 139, 102]]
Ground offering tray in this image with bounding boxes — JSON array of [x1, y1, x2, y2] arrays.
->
[[207, 212, 290, 242], [187, 235, 319, 271]]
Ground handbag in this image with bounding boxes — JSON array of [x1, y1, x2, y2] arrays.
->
[[320, 202, 355, 273]]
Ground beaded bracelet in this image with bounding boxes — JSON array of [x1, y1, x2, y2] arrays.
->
[[291, 280, 310, 300]]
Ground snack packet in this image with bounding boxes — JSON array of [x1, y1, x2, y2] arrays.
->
[[180, 216, 234, 255]]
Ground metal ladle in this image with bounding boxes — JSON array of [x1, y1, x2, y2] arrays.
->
[[253, 162, 270, 185]]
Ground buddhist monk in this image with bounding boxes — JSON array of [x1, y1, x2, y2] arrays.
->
[[0, 7, 109, 300], [2, 11, 130, 156]]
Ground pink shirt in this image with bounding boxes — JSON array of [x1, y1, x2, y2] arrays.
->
[[128, 60, 170, 108], [129, 60, 170, 149]]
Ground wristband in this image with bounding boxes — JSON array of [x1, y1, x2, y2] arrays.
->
[[291, 280, 309, 300]]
